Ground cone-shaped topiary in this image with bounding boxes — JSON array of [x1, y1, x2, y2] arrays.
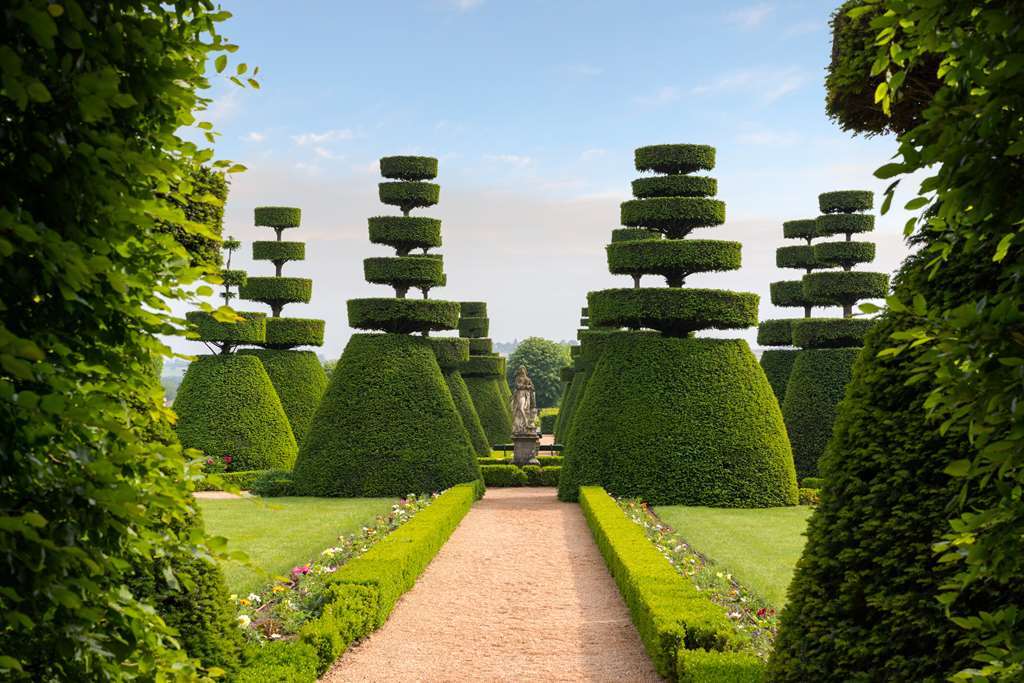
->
[[553, 306, 600, 445], [559, 144, 796, 505], [240, 206, 327, 447], [757, 218, 823, 401], [430, 337, 491, 458], [781, 190, 889, 479], [173, 354, 298, 470], [291, 157, 479, 495], [458, 301, 513, 446]]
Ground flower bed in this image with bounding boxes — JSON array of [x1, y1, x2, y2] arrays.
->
[[619, 499, 778, 658], [234, 482, 479, 681], [579, 487, 765, 682]]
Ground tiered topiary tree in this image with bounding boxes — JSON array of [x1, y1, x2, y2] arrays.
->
[[458, 301, 513, 446], [781, 190, 888, 479], [758, 219, 821, 401], [290, 156, 479, 496], [218, 236, 247, 306], [238, 207, 328, 447], [173, 309, 298, 471], [558, 144, 797, 506]]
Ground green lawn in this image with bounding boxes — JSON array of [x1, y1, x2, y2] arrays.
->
[[199, 496, 394, 595], [654, 505, 812, 607]]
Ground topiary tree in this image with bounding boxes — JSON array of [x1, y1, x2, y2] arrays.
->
[[458, 301, 513, 446], [238, 207, 327, 447], [758, 218, 821, 401], [506, 337, 571, 409], [781, 190, 888, 479], [431, 337, 490, 458], [559, 144, 797, 505], [290, 156, 479, 496], [219, 236, 247, 306]]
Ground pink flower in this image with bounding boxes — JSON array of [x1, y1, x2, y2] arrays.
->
[[291, 564, 310, 577], [223, 455, 233, 464], [206, 458, 214, 465]]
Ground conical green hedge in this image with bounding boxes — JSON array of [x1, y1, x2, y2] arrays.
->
[[781, 190, 888, 479], [240, 207, 328, 446], [173, 353, 297, 470], [431, 337, 491, 458], [291, 156, 479, 495], [559, 144, 796, 505], [458, 301, 512, 446]]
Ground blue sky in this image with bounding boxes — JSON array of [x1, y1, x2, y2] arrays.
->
[[180, 0, 917, 357]]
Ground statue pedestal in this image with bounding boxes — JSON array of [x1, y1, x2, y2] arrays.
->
[[511, 432, 540, 467]]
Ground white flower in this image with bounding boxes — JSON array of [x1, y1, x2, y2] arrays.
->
[[237, 614, 251, 628], [247, 593, 261, 604]]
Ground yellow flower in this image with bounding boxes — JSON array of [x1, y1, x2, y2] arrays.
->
[[272, 585, 286, 594]]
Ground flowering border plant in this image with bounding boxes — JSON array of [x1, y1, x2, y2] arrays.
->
[[233, 493, 436, 641], [617, 498, 779, 658]]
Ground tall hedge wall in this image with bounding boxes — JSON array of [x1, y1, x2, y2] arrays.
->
[[290, 334, 479, 496], [559, 333, 797, 506], [173, 354, 297, 471]]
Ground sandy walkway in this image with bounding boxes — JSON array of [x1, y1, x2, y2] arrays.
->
[[323, 487, 661, 682]]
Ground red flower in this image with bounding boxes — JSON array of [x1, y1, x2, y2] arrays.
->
[[223, 455, 233, 464], [206, 458, 214, 465], [757, 608, 767, 618]]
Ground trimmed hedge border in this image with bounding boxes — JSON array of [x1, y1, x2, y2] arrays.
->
[[367, 216, 442, 253], [239, 483, 478, 681], [479, 464, 561, 487], [347, 298, 460, 334], [478, 455, 563, 467], [194, 469, 269, 492], [677, 649, 766, 683], [579, 487, 759, 680]]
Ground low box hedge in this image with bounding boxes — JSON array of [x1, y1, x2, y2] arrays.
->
[[479, 464, 561, 487], [193, 469, 269, 492], [478, 455, 563, 467], [240, 483, 477, 680], [579, 486, 753, 680], [676, 648, 766, 683], [539, 409, 558, 434]]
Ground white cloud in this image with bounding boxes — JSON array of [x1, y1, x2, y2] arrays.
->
[[727, 3, 774, 29], [690, 66, 805, 104], [291, 129, 354, 146], [580, 148, 608, 161], [635, 85, 681, 106], [484, 154, 532, 168], [242, 131, 265, 142], [314, 146, 342, 160]]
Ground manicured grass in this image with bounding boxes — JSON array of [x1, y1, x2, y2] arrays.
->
[[199, 496, 394, 595], [654, 505, 812, 607]]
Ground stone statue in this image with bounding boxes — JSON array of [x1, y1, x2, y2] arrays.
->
[[510, 365, 540, 466], [511, 365, 537, 434]]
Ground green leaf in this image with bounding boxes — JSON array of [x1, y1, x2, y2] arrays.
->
[[904, 197, 929, 210], [874, 81, 888, 103], [993, 233, 1014, 262], [875, 163, 905, 179], [215, 55, 227, 73], [26, 80, 51, 103], [944, 460, 971, 477], [859, 302, 882, 314], [0, 656, 23, 671]]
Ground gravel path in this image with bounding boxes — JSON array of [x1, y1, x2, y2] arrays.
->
[[323, 487, 661, 682]]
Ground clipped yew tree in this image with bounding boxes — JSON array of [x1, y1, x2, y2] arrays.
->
[[431, 337, 490, 458], [758, 219, 821, 401], [291, 156, 479, 496], [459, 301, 513, 446], [558, 144, 797, 505], [239, 207, 328, 447], [173, 309, 298, 471], [781, 190, 888, 479]]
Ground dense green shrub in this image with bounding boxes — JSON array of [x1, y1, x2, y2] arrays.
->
[[380, 155, 438, 180], [607, 239, 742, 286], [676, 649, 765, 683], [464, 373, 513, 446], [525, 465, 561, 487], [238, 349, 328, 447], [611, 228, 662, 242], [363, 255, 446, 295], [553, 369, 586, 445], [291, 334, 479, 496], [445, 370, 491, 458], [459, 301, 488, 317], [756, 318, 796, 347], [252, 240, 305, 263], [620, 197, 727, 239], [161, 164, 229, 268], [347, 298, 461, 334], [815, 212, 875, 237], [194, 469, 269, 492], [367, 216, 442, 255], [469, 338, 493, 354], [800, 477, 824, 489], [632, 175, 717, 198], [560, 333, 797, 505], [378, 182, 440, 214], [506, 337, 571, 408], [580, 487, 751, 680], [458, 316, 489, 338], [239, 276, 313, 314], [264, 318, 325, 349], [0, 3, 251, 677], [174, 354, 298, 471], [236, 640, 319, 683], [634, 143, 716, 174], [775, 245, 817, 270], [251, 469, 296, 497], [802, 271, 888, 309], [480, 464, 528, 486], [791, 317, 873, 348], [255, 206, 302, 230], [759, 349, 798, 402], [812, 240, 875, 269], [539, 409, 558, 434], [797, 488, 820, 506], [781, 348, 860, 480], [588, 288, 758, 335]]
